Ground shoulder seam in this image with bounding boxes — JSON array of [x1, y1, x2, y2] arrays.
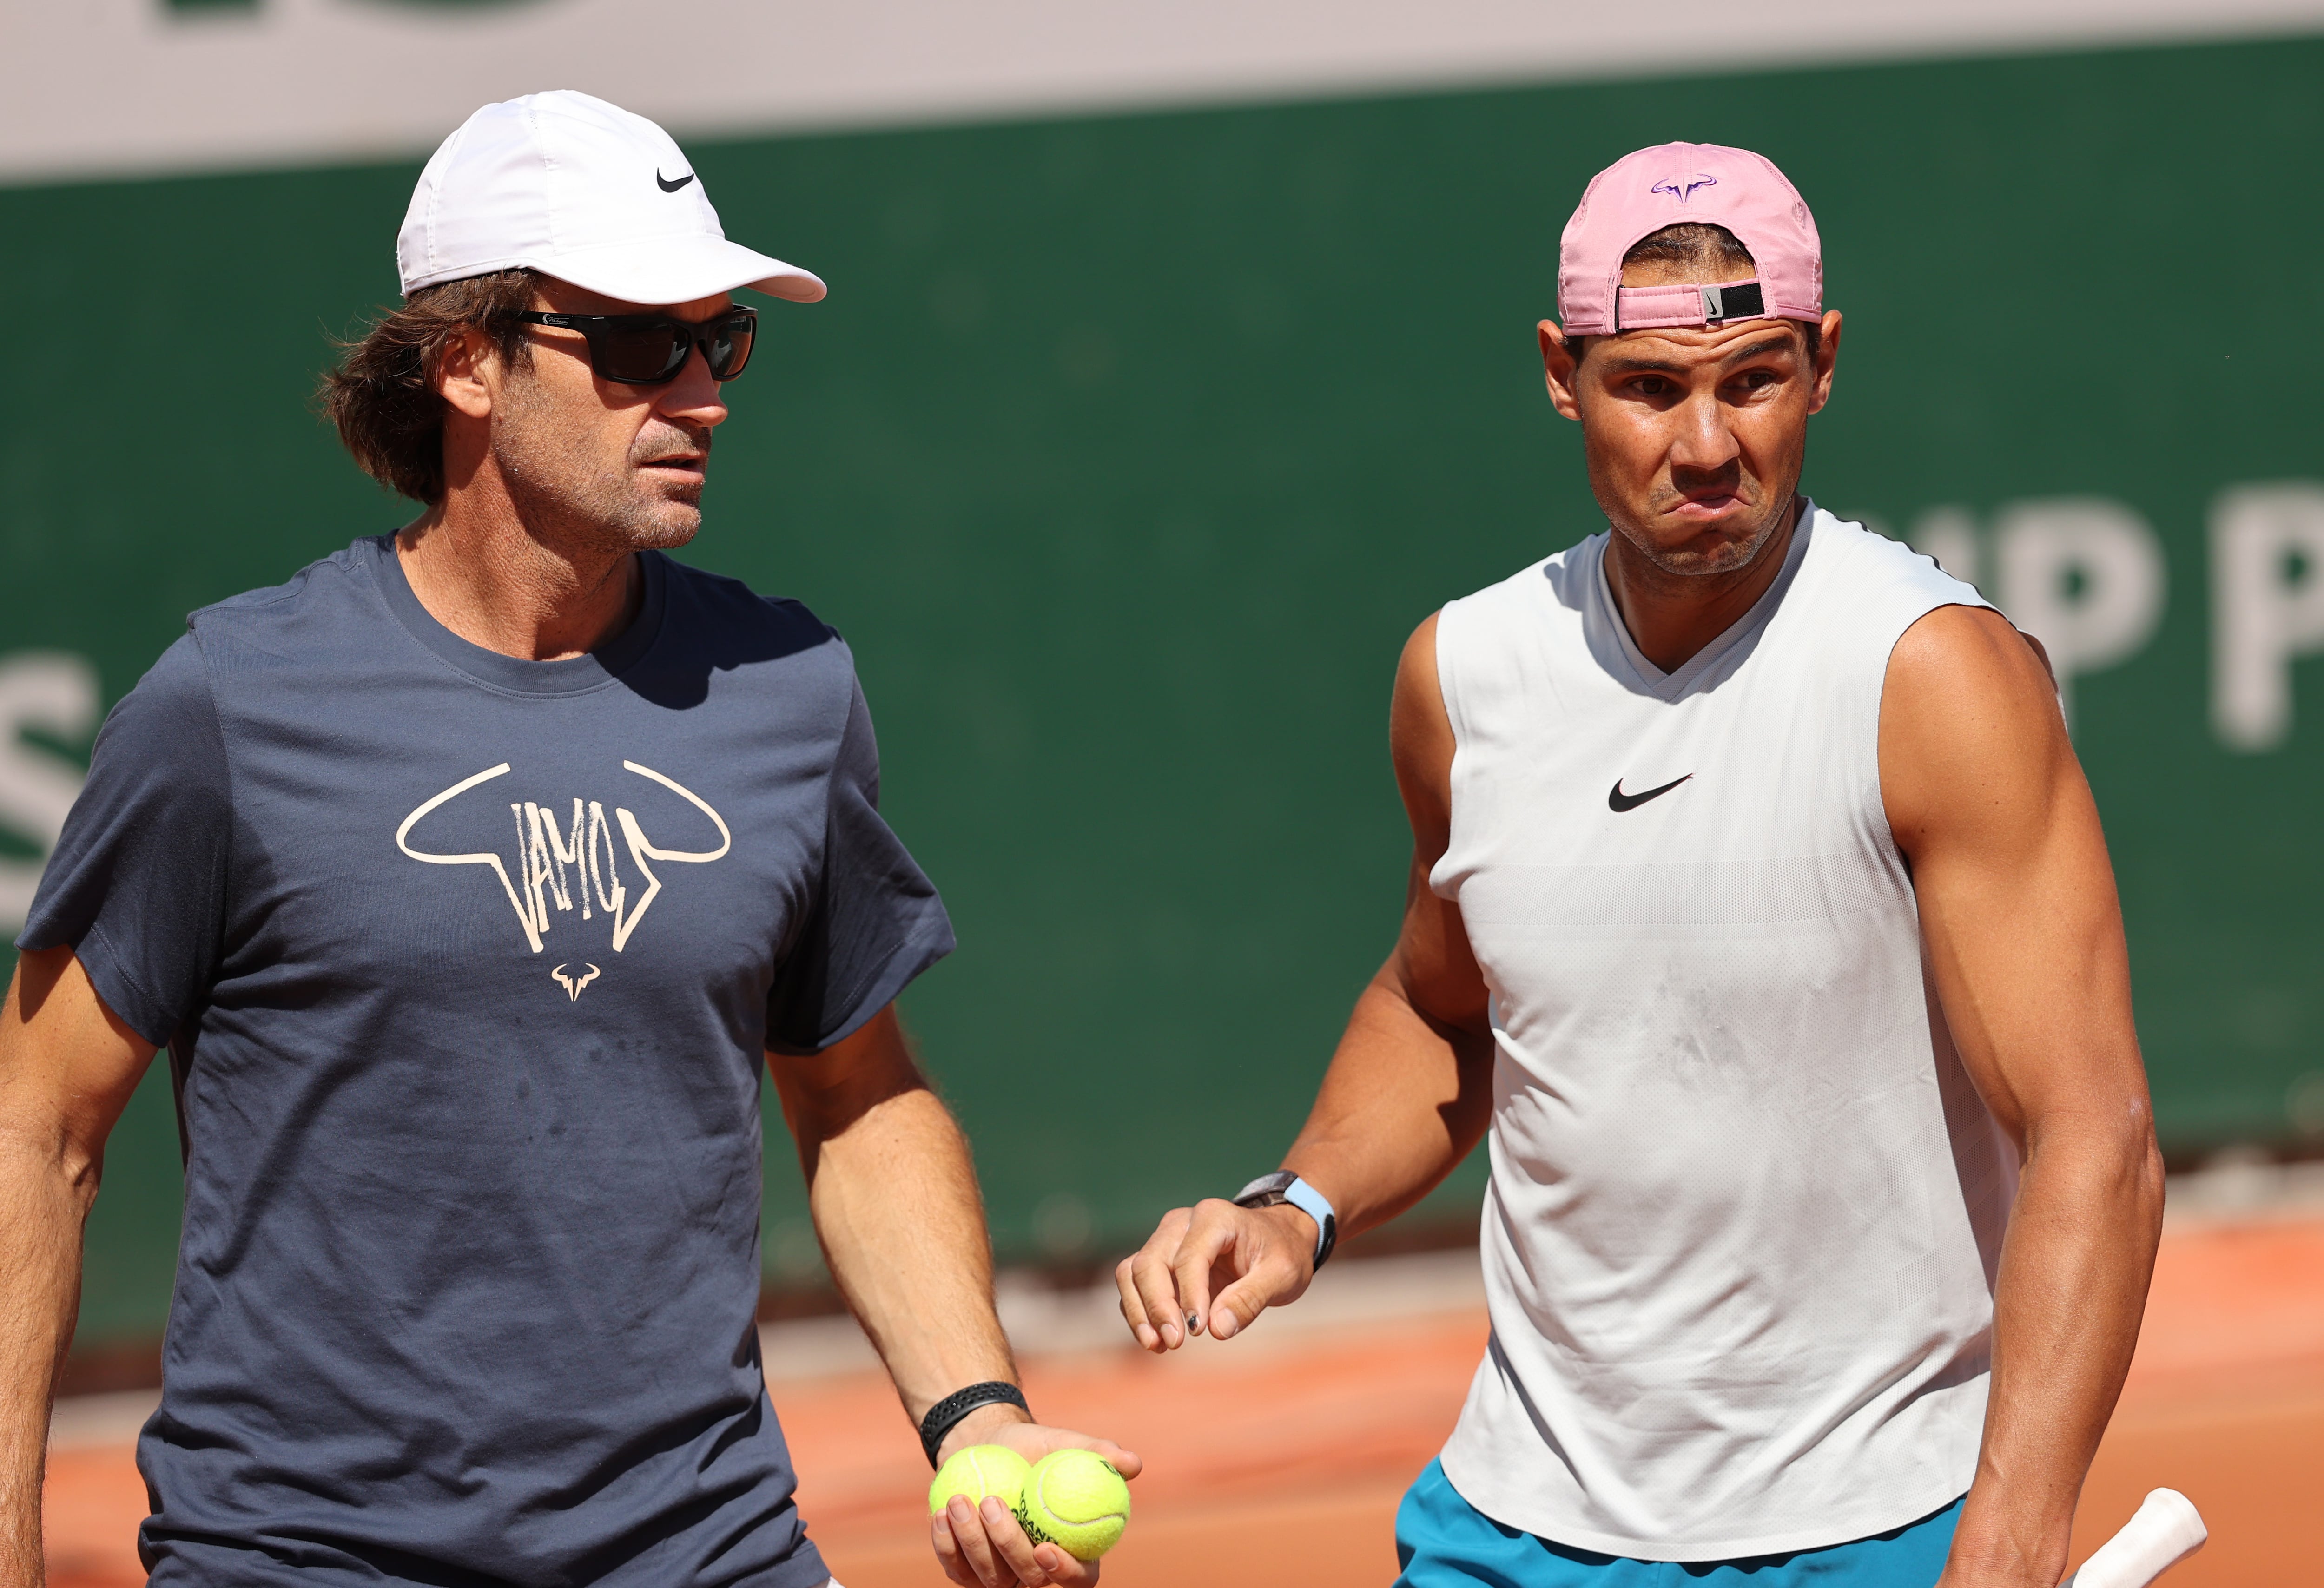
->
[[196, 543, 370, 620], [198, 582, 308, 620]]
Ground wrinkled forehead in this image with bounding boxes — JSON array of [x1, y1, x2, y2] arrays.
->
[[1581, 316, 1810, 370]]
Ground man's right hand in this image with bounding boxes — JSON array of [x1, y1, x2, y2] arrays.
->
[[1115, 1198, 1319, 1351], [1112, 615, 1497, 1359]]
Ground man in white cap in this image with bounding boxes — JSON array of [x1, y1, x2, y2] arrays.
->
[[0, 92, 1115, 1588], [1118, 143, 2164, 1587]]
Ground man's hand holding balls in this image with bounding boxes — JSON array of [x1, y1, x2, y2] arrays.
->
[[929, 1414, 1140, 1588]]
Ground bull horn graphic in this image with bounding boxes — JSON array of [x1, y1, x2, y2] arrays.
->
[[550, 963, 602, 1002]]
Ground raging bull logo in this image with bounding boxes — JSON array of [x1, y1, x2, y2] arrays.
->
[[396, 760, 730, 999], [551, 963, 602, 1002]]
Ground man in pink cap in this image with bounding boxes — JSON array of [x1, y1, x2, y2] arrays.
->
[[1119, 144, 2162, 1587]]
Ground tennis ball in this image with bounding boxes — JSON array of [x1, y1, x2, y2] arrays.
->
[[1014, 1448, 1132, 1561], [928, 1443, 1032, 1517]]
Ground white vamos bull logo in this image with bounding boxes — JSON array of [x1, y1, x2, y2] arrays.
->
[[551, 963, 602, 1001], [396, 762, 731, 971]]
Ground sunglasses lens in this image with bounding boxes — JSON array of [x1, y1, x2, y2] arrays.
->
[[706, 316, 754, 381], [595, 322, 690, 383]]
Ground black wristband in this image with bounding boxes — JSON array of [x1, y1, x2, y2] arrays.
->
[[917, 1381, 1030, 1469]]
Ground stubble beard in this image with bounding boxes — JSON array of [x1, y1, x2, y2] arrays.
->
[[1583, 396, 1810, 582], [1614, 493, 1791, 580], [493, 383, 707, 559]]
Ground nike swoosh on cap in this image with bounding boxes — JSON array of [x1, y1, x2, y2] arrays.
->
[[656, 170, 695, 192], [1607, 774, 1692, 812]]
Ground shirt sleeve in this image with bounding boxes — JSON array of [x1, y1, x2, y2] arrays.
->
[[17, 633, 232, 1048], [764, 676, 955, 1054]]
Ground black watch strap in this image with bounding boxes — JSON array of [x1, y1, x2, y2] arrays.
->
[[917, 1380, 1029, 1468]]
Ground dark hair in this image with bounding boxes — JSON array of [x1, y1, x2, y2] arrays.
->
[[317, 268, 539, 504], [1571, 222, 1820, 365]]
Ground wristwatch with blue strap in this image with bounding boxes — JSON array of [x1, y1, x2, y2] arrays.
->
[[1232, 1171, 1338, 1269]]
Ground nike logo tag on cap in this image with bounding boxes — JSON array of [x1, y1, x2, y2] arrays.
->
[[656, 170, 695, 192], [1608, 774, 1692, 812]]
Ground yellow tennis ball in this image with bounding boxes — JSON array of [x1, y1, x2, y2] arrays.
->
[[928, 1443, 1032, 1516], [1014, 1448, 1132, 1561]]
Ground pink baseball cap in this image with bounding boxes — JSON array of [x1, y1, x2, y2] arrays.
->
[[1558, 143, 1822, 335]]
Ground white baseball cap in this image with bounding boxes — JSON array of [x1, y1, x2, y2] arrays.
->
[[396, 90, 825, 306]]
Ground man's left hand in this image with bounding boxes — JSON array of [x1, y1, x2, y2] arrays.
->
[[929, 1408, 1142, 1588]]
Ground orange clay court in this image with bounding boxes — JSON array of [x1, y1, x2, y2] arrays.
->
[[46, 1205, 2323, 1588]]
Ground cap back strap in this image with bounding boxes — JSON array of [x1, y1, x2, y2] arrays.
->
[[1614, 278, 1765, 330]]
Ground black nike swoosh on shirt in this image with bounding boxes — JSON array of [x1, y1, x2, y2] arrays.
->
[[1608, 774, 1693, 812], [656, 170, 696, 192]]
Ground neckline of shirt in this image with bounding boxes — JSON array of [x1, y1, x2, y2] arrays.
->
[[363, 534, 669, 697], [1591, 500, 1819, 698]]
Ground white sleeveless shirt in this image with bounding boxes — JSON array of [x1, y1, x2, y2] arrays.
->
[[1430, 506, 2019, 1560]]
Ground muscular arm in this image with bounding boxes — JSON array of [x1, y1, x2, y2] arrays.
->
[[1881, 606, 2165, 1588], [1117, 615, 1496, 1348], [767, 1005, 1138, 1588], [0, 948, 158, 1588]]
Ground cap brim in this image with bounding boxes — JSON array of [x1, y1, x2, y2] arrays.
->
[[462, 234, 826, 305]]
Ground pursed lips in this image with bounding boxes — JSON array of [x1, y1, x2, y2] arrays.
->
[[1664, 489, 1747, 519]]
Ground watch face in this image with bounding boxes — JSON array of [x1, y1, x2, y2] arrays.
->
[[1235, 1172, 1296, 1203]]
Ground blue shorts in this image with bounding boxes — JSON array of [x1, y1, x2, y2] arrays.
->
[[1394, 1460, 1962, 1588]]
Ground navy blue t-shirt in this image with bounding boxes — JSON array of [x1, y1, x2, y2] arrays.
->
[[22, 536, 955, 1586]]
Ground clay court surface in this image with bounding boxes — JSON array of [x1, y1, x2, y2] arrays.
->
[[45, 1206, 2324, 1587]]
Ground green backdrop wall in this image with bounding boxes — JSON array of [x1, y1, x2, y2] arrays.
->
[[6, 35, 2323, 1349]]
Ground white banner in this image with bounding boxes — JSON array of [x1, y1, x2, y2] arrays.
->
[[5, 0, 2324, 185]]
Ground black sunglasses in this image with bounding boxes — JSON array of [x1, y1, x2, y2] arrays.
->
[[515, 308, 757, 386]]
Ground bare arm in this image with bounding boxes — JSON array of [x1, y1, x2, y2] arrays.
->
[[767, 1004, 1138, 1588], [0, 948, 158, 1588], [1116, 614, 1496, 1350], [1881, 606, 2165, 1588]]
